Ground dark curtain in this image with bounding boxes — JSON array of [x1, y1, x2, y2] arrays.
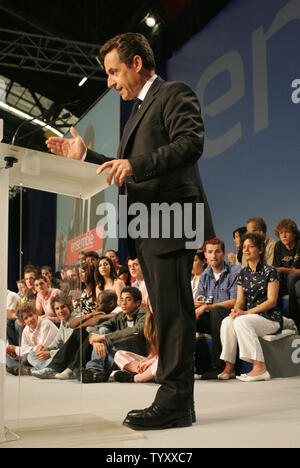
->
[[8, 187, 57, 291]]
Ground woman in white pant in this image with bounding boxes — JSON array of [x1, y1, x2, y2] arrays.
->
[[219, 233, 282, 382]]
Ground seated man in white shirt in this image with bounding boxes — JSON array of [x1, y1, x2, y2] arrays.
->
[[6, 301, 58, 375], [28, 294, 75, 371]]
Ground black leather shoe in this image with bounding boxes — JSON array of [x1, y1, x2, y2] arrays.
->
[[123, 403, 192, 430], [81, 368, 108, 383], [113, 370, 135, 382]]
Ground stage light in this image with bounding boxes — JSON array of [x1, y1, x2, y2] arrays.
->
[[78, 76, 88, 87], [0, 101, 64, 137], [145, 16, 156, 28]]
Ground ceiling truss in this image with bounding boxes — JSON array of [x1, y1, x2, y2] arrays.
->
[[0, 28, 106, 82]]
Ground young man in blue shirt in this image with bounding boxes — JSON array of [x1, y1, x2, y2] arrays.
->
[[195, 237, 241, 379]]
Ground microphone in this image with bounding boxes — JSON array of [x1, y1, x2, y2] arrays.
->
[[10, 100, 80, 145], [16, 112, 71, 142]]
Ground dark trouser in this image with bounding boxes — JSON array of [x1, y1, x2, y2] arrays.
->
[[136, 239, 196, 411], [6, 319, 21, 346], [49, 328, 92, 372], [286, 273, 300, 329], [196, 306, 230, 370]]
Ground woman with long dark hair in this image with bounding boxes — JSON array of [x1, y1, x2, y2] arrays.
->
[[73, 262, 96, 316], [94, 256, 125, 304]]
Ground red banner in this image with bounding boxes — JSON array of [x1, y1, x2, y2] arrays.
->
[[65, 226, 103, 265]]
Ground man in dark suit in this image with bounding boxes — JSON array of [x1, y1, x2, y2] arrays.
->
[[46, 32, 215, 430]]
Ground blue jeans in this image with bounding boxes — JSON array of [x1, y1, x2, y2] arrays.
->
[[86, 326, 145, 374], [6, 353, 28, 368], [27, 351, 53, 371]]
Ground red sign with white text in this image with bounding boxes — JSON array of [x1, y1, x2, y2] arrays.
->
[[65, 226, 103, 265]]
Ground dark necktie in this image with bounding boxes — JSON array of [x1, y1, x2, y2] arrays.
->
[[121, 98, 142, 154]]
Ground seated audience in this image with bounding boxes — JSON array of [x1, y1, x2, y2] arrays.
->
[[191, 250, 207, 299], [35, 275, 61, 323], [113, 299, 158, 382], [95, 256, 125, 304], [104, 249, 123, 275], [65, 265, 81, 291], [6, 290, 22, 346], [128, 257, 148, 307], [6, 301, 58, 375], [32, 290, 121, 380], [28, 294, 75, 371], [242, 217, 276, 266], [41, 265, 61, 289], [118, 266, 131, 286], [227, 226, 247, 265], [194, 237, 241, 378], [82, 287, 146, 383], [85, 251, 99, 267], [73, 262, 97, 316], [220, 233, 282, 382], [273, 218, 300, 330], [16, 279, 29, 301], [24, 265, 38, 300]]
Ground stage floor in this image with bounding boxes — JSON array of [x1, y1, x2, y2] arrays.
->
[[2, 373, 300, 448]]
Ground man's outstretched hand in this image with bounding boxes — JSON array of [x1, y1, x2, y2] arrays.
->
[[46, 126, 87, 160], [46, 126, 133, 188]]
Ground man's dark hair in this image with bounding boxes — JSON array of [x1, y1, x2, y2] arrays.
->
[[23, 264, 38, 276], [51, 294, 73, 314], [121, 286, 142, 304], [34, 275, 48, 283], [97, 289, 118, 308], [85, 251, 99, 261], [100, 32, 156, 71]]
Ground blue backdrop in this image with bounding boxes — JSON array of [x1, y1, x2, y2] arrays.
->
[[166, 0, 300, 253]]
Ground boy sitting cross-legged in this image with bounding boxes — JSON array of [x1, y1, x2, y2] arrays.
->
[[82, 286, 147, 383]]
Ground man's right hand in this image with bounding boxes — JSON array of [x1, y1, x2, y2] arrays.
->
[[46, 126, 86, 160]]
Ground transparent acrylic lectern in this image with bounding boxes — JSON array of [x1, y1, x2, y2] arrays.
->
[[0, 141, 108, 444]]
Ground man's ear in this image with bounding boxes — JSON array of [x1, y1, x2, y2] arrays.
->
[[132, 55, 143, 72]]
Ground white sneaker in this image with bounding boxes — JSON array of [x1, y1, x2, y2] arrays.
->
[[31, 367, 57, 379], [55, 368, 75, 380]]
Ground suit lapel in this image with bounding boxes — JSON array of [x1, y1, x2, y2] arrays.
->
[[118, 76, 164, 158]]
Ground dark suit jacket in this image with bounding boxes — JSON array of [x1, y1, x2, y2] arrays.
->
[[86, 76, 215, 255]]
